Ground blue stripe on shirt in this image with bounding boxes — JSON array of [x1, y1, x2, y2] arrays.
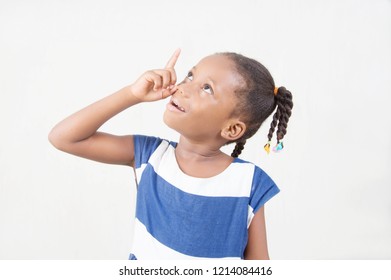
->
[[136, 164, 249, 258]]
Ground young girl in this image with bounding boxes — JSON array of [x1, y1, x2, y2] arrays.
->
[[48, 49, 293, 260]]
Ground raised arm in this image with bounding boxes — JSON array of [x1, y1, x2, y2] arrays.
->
[[48, 49, 181, 167]]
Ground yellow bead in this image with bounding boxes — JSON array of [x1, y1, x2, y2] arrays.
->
[[264, 143, 271, 154]]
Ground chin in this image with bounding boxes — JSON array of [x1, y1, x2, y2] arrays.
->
[[163, 111, 177, 130], [162, 110, 170, 125], [163, 111, 187, 137]]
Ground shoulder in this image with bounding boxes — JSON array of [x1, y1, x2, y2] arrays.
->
[[233, 157, 275, 185], [234, 157, 280, 212], [133, 135, 177, 146], [133, 135, 177, 168]]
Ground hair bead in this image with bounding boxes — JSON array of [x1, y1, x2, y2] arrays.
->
[[264, 141, 271, 154], [273, 141, 284, 152]]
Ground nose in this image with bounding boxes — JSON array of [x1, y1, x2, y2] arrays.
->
[[176, 82, 194, 98], [176, 84, 186, 96]]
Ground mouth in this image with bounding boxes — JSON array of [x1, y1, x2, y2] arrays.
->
[[168, 98, 186, 112]]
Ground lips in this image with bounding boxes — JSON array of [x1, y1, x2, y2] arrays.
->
[[168, 97, 186, 112]]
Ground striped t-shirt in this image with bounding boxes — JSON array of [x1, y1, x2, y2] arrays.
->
[[129, 135, 280, 260]]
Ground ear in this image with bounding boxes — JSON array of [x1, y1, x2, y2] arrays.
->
[[221, 120, 246, 142]]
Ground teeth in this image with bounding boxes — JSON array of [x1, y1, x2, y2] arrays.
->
[[172, 99, 185, 112]]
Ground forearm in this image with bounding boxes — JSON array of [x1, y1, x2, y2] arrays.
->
[[48, 86, 139, 148], [48, 50, 179, 165]]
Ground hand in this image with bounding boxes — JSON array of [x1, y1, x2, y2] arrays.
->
[[129, 49, 181, 102]]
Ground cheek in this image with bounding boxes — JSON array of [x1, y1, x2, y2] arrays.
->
[[189, 104, 216, 121], [192, 108, 228, 130]]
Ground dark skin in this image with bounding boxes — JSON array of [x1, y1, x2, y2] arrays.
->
[[164, 54, 243, 178], [48, 49, 270, 259]]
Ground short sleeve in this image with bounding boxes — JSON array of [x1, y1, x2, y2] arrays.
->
[[133, 135, 163, 168], [249, 166, 280, 214]]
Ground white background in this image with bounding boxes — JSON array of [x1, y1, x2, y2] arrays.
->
[[0, 0, 390, 259]]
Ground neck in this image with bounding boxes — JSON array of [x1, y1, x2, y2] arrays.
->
[[174, 136, 233, 178], [175, 136, 226, 161]]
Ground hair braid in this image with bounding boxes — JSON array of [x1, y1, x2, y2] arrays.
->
[[268, 87, 293, 143], [267, 103, 282, 142], [231, 140, 246, 158]]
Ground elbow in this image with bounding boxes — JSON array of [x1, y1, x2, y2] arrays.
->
[[48, 127, 65, 151]]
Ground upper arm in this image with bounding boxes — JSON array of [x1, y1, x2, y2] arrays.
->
[[52, 132, 135, 167], [244, 206, 270, 260]]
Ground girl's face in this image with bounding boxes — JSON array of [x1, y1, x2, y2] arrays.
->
[[163, 54, 244, 143]]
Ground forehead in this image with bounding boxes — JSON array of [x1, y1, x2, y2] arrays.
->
[[194, 55, 243, 90], [196, 54, 233, 69]]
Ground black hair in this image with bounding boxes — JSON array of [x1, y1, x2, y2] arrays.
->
[[220, 53, 294, 158]]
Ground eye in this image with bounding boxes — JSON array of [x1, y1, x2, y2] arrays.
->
[[186, 71, 193, 81], [202, 84, 213, 95]]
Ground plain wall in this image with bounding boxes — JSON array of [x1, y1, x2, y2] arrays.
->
[[0, 0, 390, 259]]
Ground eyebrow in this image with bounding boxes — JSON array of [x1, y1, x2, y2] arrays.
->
[[191, 66, 217, 86]]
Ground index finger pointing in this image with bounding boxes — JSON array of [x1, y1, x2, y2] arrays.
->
[[165, 48, 181, 69]]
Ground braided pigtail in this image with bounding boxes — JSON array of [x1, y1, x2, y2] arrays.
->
[[264, 87, 293, 153], [231, 140, 246, 158]]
